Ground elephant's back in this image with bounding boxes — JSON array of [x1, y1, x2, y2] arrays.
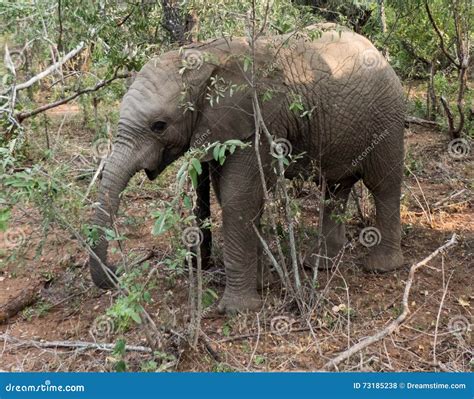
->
[[275, 25, 400, 93]]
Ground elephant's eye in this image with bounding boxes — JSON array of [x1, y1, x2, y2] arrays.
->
[[150, 120, 167, 133]]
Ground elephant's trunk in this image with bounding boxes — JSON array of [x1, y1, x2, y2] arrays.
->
[[89, 141, 139, 289]]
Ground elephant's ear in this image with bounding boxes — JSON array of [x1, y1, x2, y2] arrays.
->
[[189, 72, 255, 160]]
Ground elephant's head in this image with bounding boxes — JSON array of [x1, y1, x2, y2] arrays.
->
[[89, 44, 256, 288]]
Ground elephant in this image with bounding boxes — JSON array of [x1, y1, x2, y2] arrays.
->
[[89, 23, 405, 313]]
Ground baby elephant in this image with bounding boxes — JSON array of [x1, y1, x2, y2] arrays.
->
[[89, 24, 405, 313]]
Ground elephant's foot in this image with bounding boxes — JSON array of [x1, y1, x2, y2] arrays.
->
[[363, 247, 404, 273], [217, 290, 262, 314]]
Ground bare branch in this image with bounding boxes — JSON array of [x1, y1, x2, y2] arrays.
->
[[16, 71, 130, 122], [424, 1, 459, 67], [440, 95, 456, 135], [10, 42, 85, 93]]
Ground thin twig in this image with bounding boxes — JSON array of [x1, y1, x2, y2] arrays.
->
[[83, 158, 105, 200], [246, 313, 261, 370], [433, 189, 466, 207], [433, 257, 453, 365], [323, 233, 458, 370]]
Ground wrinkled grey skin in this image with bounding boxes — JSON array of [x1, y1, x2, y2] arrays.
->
[[89, 24, 405, 313]]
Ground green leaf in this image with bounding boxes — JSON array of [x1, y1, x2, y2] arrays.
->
[[243, 56, 252, 72], [183, 194, 192, 209], [218, 145, 227, 163], [222, 323, 231, 337], [289, 102, 304, 112], [152, 211, 170, 236], [129, 309, 142, 324], [114, 360, 127, 372], [202, 288, 219, 308], [113, 339, 126, 356], [189, 168, 198, 188], [262, 90, 273, 102], [190, 158, 202, 175], [213, 144, 221, 161], [105, 228, 116, 241], [254, 355, 265, 365], [143, 291, 152, 303], [176, 162, 188, 180], [0, 208, 11, 232]]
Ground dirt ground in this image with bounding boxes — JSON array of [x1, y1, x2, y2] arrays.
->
[[0, 105, 472, 372]]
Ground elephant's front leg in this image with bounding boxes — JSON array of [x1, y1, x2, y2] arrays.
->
[[213, 148, 264, 314]]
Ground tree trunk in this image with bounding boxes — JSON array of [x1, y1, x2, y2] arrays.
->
[[378, 0, 389, 59], [427, 62, 438, 120], [161, 0, 197, 45]]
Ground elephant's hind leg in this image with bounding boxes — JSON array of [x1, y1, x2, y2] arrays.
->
[[362, 161, 404, 273]]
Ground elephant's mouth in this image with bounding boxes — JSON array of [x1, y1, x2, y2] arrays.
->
[[143, 147, 166, 181], [144, 154, 172, 180], [145, 167, 161, 180], [144, 148, 182, 181]]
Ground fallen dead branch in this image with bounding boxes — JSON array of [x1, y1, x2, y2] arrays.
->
[[0, 333, 153, 353], [322, 233, 458, 371], [405, 115, 440, 128], [0, 281, 43, 324]]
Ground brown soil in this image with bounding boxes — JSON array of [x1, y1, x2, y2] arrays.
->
[[0, 108, 472, 372]]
